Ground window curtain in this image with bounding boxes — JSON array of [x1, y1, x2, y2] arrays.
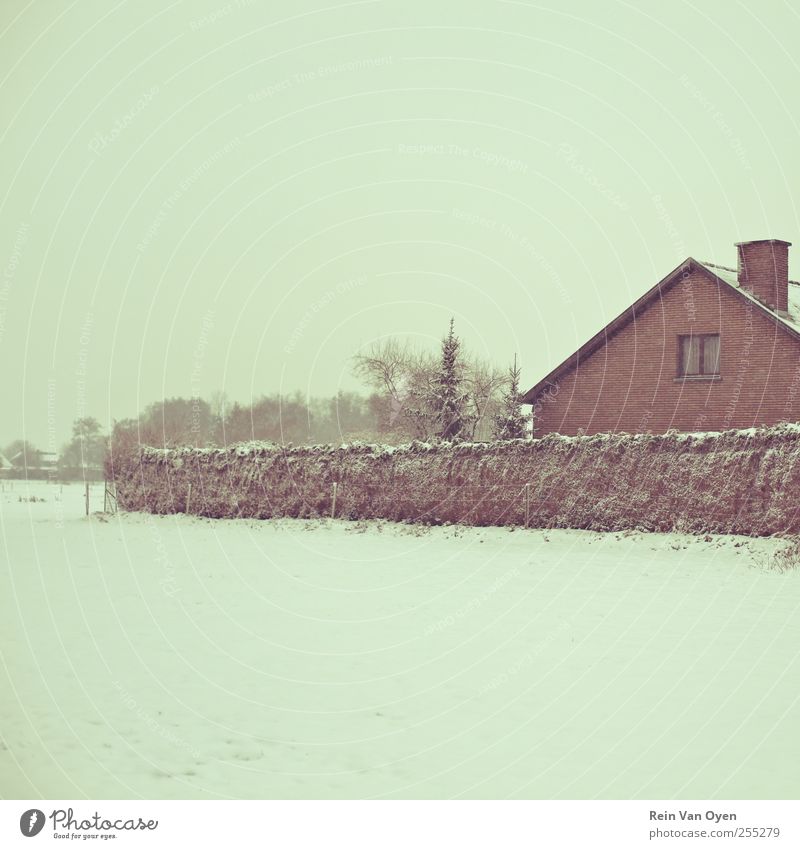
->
[[703, 335, 720, 374], [682, 336, 700, 375]]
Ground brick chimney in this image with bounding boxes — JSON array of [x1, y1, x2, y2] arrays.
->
[[736, 239, 791, 313]]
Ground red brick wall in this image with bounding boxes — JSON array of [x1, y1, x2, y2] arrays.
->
[[533, 268, 800, 436], [738, 241, 789, 312]]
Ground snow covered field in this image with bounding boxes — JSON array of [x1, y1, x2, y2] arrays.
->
[[1, 480, 798, 800]]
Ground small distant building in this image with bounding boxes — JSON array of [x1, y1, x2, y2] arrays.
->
[[38, 451, 59, 471], [8, 449, 60, 478]]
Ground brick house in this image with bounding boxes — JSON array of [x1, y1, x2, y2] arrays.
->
[[522, 239, 800, 435]]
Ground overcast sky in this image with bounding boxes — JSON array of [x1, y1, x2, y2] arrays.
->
[[2, 0, 800, 448]]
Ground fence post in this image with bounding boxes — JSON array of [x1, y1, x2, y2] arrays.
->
[[186, 482, 192, 514], [107, 481, 118, 515], [524, 483, 530, 529], [331, 482, 338, 519], [85, 481, 90, 516]]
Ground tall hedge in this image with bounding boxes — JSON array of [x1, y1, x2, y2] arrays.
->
[[106, 424, 800, 535]]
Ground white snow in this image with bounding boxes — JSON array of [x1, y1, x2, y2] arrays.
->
[[700, 260, 800, 334], [1, 480, 799, 799], [137, 420, 800, 462]]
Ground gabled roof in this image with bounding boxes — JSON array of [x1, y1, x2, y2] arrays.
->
[[522, 257, 800, 404], [0, 453, 11, 470]]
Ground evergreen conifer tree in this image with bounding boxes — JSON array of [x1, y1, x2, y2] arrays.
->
[[433, 318, 471, 441], [492, 354, 529, 440]]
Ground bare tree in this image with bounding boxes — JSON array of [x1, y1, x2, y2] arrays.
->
[[353, 339, 435, 438], [464, 356, 507, 440], [352, 332, 509, 442], [353, 339, 414, 403]]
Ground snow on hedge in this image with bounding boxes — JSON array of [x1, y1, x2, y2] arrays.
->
[[107, 423, 800, 535]]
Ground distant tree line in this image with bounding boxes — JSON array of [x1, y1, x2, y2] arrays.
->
[[5, 321, 530, 479], [3, 417, 107, 480], [109, 390, 383, 451]]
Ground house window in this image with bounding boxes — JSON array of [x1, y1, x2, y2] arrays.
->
[[678, 334, 720, 377]]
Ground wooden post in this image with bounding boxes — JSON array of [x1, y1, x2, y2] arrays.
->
[[186, 482, 192, 514], [524, 483, 530, 529], [85, 481, 90, 516], [331, 482, 338, 519]]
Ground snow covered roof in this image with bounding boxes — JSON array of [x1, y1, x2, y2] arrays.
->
[[698, 261, 800, 335], [7, 450, 59, 468], [522, 256, 800, 405], [0, 453, 11, 470]]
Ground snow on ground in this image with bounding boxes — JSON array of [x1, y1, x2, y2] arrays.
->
[[1, 480, 799, 800]]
